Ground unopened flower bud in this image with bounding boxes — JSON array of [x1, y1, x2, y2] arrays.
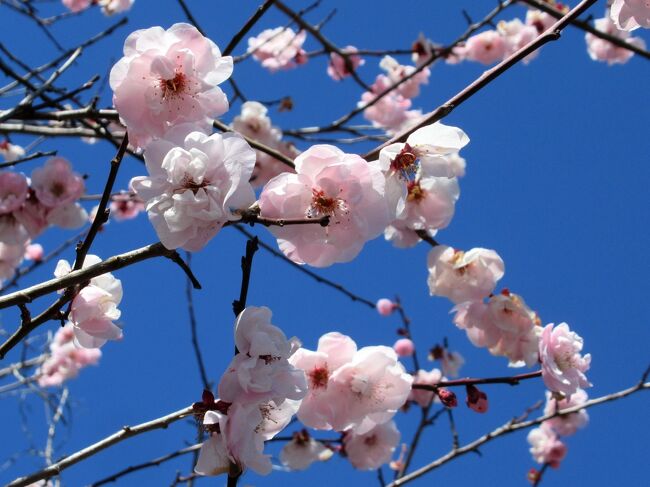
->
[[393, 338, 415, 357], [465, 384, 488, 413], [376, 298, 397, 316], [436, 387, 457, 408]]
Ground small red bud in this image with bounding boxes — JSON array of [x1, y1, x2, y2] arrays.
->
[[465, 385, 489, 413], [436, 388, 457, 408]]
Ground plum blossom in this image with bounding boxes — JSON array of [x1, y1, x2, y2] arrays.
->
[[99, 0, 134, 15], [378, 56, 430, 99], [248, 27, 307, 72], [130, 125, 256, 251], [218, 306, 307, 406], [411, 33, 434, 66], [543, 388, 589, 436], [409, 368, 443, 407], [527, 423, 567, 468], [328, 46, 365, 81], [539, 322, 592, 397], [344, 421, 400, 470], [610, 0, 650, 31], [498, 19, 540, 62], [110, 192, 145, 221], [109, 23, 233, 148], [290, 332, 357, 430], [231, 101, 298, 188], [62, 0, 91, 13], [384, 221, 437, 249], [258, 144, 390, 267], [465, 384, 488, 413], [31, 158, 85, 209], [0, 171, 28, 214], [36, 323, 101, 387], [360, 75, 412, 132], [586, 16, 646, 65], [427, 246, 504, 304], [457, 30, 507, 64], [55, 255, 123, 348], [376, 298, 396, 316], [280, 430, 333, 470], [0, 141, 25, 162], [393, 338, 414, 357], [526, 9, 558, 33], [0, 242, 25, 282], [24, 243, 44, 261]]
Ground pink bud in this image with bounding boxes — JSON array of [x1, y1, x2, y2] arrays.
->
[[24, 243, 44, 261], [465, 384, 489, 413], [376, 298, 396, 316], [436, 388, 457, 408], [393, 338, 415, 357]]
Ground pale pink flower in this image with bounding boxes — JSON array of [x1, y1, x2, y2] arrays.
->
[[610, 0, 650, 31], [31, 158, 85, 209], [0, 141, 25, 162], [290, 332, 357, 430], [110, 23, 233, 148], [379, 56, 430, 99], [344, 421, 400, 470], [539, 322, 592, 397], [24, 243, 44, 261], [526, 10, 557, 33], [280, 430, 333, 470], [427, 246, 504, 304], [409, 368, 443, 407], [360, 75, 412, 131], [55, 255, 123, 348], [194, 431, 230, 476], [130, 125, 256, 251], [376, 298, 396, 316], [62, 0, 91, 13], [527, 423, 567, 468], [110, 192, 145, 221], [543, 388, 589, 436], [384, 222, 436, 249], [586, 16, 646, 64], [36, 323, 101, 387], [47, 202, 88, 229], [259, 144, 390, 267], [328, 346, 413, 433], [99, 0, 133, 15], [231, 101, 297, 188], [459, 30, 507, 64], [0, 171, 28, 214], [0, 242, 24, 282], [498, 19, 540, 62], [248, 27, 307, 72], [218, 306, 307, 405], [393, 338, 415, 357], [14, 193, 49, 239], [328, 46, 365, 81]]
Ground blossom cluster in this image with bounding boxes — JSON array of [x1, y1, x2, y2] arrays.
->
[[62, 0, 133, 16]]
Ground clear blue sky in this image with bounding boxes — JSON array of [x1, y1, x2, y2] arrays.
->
[[1, 1, 648, 486]]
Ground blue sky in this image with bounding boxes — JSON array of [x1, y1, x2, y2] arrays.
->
[[0, 0, 648, 486]]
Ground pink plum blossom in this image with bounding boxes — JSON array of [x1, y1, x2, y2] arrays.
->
[[527, 423, 567, 468], [248, 27, 307, 72], [0, 141, 25, 162], [360, 75, 412, 132], [218, 306, 307, 406], [586, 16, 646, 65], [0, 171, 28, 214], [130, 125, 256, 251], [55, 255, 123, 348], [384, 222, 436, 249], [458, 30, 507, 64], [344, 421, 400, 470], [539, 322, 592, 397], [231, 101, 298, 188], [99, 0, 133, 15], [543, 388, 589, 436], [258, 144, 390, 267], [376, 298, 396, 316], [526, 10, 558, 34], [498, 19, 540, 62], [378, 56, 430, 99], [36, 323, 101, 387], [290, 332, 357, 430], [328, 46, 365, 81], [610, 0, 650, 31], [62, 0, 92, 13], [110, 192, 145, 221], [109, 23, 233, 148], [393, 338, 415, 357], [409, 368, 443, 407], [30, 157, 85, 209], [24, 243, 44, 261], [0, 242, 25, 282], [427, 245, 504, 304], [280, 430, 333, 470]]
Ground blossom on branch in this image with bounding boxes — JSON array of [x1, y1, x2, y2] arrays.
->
[[343, 420, 400, 470], [586, 15, 646, 65], [527, 423, 567, 468], [248, 27, 308, 72], [280, 430, 333, 471], [610, 0, 650, 31], [328, 46, 365, 81]]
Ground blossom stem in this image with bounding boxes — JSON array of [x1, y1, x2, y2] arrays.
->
[[412, 370, 542, 390]]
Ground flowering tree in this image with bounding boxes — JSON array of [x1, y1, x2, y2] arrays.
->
[[0, 1, 648, 486]]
